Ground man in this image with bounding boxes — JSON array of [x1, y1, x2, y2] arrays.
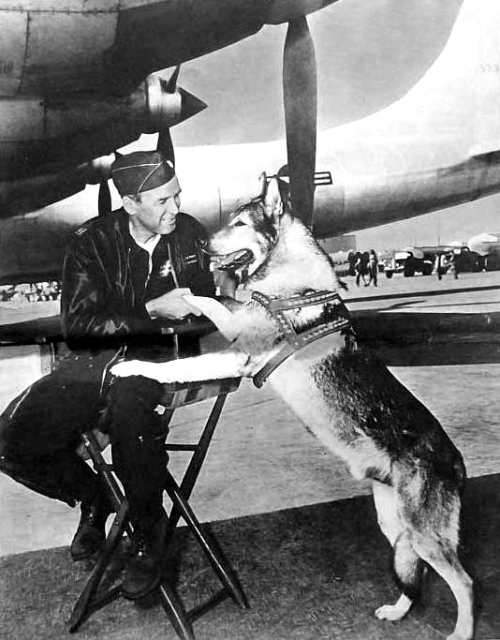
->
[[367, 249, 378, 287], [0, 150, 230, 599]]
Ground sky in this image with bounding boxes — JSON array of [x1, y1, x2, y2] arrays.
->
[[166, 0, 499, 251]]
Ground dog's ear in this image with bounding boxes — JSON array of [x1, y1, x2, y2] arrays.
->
[[258, 172, 268, 198], [263, 176, 283, 222]]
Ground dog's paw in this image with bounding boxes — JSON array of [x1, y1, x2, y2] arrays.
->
[[375, 604, 404, 621], [111, 360, 167, 381], [183, 294, 241, 341], [375, 599, 412, 622], [375, 594, 412, 622]]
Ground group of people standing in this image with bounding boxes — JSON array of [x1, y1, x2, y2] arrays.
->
[[350, 250, 379, 287]]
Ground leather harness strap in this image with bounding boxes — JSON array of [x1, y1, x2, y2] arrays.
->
[[251, 290, 353, 388]]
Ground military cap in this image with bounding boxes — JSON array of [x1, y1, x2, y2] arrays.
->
[[111, 151, 176, 197]]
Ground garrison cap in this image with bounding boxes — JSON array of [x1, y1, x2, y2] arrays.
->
[[111, 151, 176, 197]]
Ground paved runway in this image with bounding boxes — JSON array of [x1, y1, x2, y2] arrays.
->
[[0, 271, 499, 557]]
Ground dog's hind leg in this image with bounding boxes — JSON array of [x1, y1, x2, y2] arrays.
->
[[372, 481, 423, 622], [411, 535, 473, 640], [372, 480, 401, 546]]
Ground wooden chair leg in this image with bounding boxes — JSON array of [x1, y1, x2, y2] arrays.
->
[[69, 430, 133, 632], [180, 392, 228, 501], [159, 581, 196, 640], [164, 470, 249, 610], [166, 392, 229, 532], [68, 501, 129, 632]]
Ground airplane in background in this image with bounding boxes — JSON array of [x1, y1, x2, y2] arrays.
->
[[1, 0, 500, 286], [0, 0, 340, 216], [0, 0, 333, 282]]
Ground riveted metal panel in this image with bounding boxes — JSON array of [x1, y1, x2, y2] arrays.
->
[[0, 11, 27, 95], [0, 1, 118, 12], [21, 10, 118, 93]]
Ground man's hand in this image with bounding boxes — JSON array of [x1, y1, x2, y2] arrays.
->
[[146, 288, 202, 320]]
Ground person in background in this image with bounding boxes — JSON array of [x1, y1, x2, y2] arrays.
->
[[450, 250, 460, 279], [354, 252, 368, 287], [367, 249, 379, 287], [435, 251, 449, 280]]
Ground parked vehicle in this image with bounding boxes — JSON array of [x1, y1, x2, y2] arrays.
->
[[384, 247, 434, 278], [468, 233, 500, 271]]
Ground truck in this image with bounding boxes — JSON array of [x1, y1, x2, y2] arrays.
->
[[384, 247, 434, 278], [468, 233, 500, 271]]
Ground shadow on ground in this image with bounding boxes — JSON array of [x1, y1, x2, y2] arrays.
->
[[354, 311, 500, 367], [1, 474, 499, 640]]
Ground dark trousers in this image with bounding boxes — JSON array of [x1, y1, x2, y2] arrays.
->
[[105, 376, 168, 528], [0, 354, 109, 506], [0, 351, 172, 522]]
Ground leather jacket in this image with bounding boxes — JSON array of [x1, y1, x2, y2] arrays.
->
[[61, 208, 215, 351]]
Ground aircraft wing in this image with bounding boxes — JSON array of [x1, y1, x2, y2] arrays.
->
[[2, 0, 339, 98], [0, 0, 339, 222], [0, 314, 62, 347]]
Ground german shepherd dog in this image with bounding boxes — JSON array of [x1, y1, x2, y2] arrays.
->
[[112, 177, 474, 640]]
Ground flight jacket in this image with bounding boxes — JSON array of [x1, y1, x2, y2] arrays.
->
[[61, 208, 215, 351]]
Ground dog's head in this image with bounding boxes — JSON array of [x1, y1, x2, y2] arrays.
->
[[207, 175, 285, 279]]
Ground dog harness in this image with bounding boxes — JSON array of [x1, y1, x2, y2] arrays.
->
[[251, 289, 354, 388]]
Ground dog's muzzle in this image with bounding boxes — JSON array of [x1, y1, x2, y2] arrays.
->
[[208, 249, 254, 272]]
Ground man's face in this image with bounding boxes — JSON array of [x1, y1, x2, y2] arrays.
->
[[126, 176, 181, 240]]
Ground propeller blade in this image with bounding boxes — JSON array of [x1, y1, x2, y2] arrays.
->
[[166, 65, 181, 93], [265, 0, 341, 25], [283, 16, 317, 227], [157, 128, 175, 167], [98, 179, 112, 216], [156, 72, 207, 168]]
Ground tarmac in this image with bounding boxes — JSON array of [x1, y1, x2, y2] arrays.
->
[[0, 269, 499, 556], [0, 270, 499, 639]]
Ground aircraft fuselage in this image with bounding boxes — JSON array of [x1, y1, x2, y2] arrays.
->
[[0, 0, 266, 97], [0, 0, 499, 284]]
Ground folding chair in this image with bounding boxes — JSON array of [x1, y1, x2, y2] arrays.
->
[[68, 375, 248, 640]]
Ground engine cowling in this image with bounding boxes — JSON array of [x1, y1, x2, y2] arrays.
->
[[0, 73, 206, 217], [0, 73, 205, 180]]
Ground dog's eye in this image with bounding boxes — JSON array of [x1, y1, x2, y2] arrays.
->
[[233, 221, 246, 227]]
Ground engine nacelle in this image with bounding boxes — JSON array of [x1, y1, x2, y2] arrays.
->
[[0, 73, 205, 180], [138, 74, 183, 132], [0, 72, 206, 215]]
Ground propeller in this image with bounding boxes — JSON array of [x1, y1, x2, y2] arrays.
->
[[157, 123, 175, 167], [95, 154, 117, 216], [96, 67, 206, 215], [156, 65, 208, 168], [98, 178, 112, 216], [282, 15, 317, 228]]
